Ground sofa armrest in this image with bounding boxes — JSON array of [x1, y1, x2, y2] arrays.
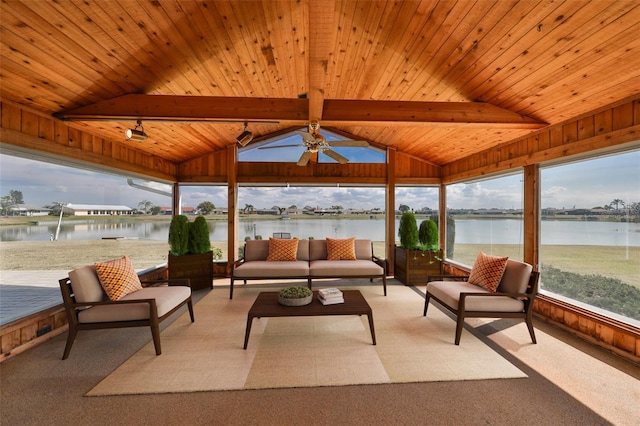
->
[[427, 275, 469, 283], [372, 255, 387, 272]]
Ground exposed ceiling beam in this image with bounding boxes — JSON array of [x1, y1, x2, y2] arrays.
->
[[321, 100, 547, 128], [55, 94, 546, 129], [54, 94, 309, 122]]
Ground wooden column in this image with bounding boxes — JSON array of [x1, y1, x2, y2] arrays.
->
[[171, 183, 180, 215], [227, 145, 238, 267], [386, 148, 396, 275], [523, 164, 540, 269], [439, 182, 447, 259]]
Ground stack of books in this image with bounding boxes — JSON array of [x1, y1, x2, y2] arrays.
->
[[318, 288, 344, 305]]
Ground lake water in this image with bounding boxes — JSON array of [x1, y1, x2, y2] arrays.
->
[[2, 218, 639, 247]]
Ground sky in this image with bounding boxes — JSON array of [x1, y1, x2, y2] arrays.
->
[[0, 148, 638, 212]]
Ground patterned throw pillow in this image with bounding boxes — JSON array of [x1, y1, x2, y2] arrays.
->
[[94, 255, 143, 301], [266, 238, 299, 261], [326, 237, 357, 260], [468, 252, 509, 292]]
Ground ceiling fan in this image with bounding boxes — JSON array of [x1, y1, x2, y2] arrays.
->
[[258, 122, 370, 166]]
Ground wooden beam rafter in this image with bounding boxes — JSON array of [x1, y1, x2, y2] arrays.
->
[[321, 100, 547, 128], [54, 94, 309, 122], [55, 94, 546, 129]]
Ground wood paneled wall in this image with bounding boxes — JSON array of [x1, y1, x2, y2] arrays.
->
[[0, 101, 176, 181], [443, 97, 640, 182]]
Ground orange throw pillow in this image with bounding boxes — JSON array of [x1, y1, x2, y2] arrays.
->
[[326, 237, 356, 260], [266, 238, 299, 261], [468, 252, 509, 292], [94, 255, 142, 300]]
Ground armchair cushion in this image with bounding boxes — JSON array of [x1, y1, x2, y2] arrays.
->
[[426, 280, 525, 312], [326, 237, 356, 260], [94, 255, 143, 300], [468, 252, 508, 292], [77, 286, 192, 323], [498, 259, 533, 294], [68, 265, 106, 303]]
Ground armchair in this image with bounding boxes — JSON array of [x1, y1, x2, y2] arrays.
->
[[58, 263, 194, 360], [423, 259, 539, 345]]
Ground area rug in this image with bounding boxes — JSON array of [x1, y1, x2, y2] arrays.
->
[[86, 283, 526, 396]]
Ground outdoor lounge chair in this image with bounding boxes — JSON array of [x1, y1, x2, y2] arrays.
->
[[58, 260, 194, 359], [423, 257, 539, 345]]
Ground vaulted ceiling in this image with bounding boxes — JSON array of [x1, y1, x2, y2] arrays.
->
[[1, 0, 639, 167]]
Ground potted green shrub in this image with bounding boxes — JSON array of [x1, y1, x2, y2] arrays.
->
[[394, 212, 442, 286], [168, 214, 214, 290]]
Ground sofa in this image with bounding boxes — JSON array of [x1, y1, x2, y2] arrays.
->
[[230, 238, 387, 299]]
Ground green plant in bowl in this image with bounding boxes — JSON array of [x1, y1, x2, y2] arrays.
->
[[279, 286, 312, 299], [278, 286, 313, 306]]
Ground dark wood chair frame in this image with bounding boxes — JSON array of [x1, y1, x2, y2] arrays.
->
[[58, 278, 194, 360], [423, 271, 540, 345]]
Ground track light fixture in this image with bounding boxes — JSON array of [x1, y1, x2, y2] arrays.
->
[[125, 120, 148, 142], [236, 122, 253, 146]]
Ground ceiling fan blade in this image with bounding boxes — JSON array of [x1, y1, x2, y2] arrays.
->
[[294, 131, 316, 144], [327, 140, 369, 147], [323, 149, 349, 164], [297, 150, 312, 166], [258, 144, 303, 150]]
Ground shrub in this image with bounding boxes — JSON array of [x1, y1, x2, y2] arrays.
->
[[541, 265, 640, 320], [418, 219, 438, 250], [398, 211, 419, 249], [211, 246, 223, 260], [168, 215, 190, 256], [188, 215, 211, 254]]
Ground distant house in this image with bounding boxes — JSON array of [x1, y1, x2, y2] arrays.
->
[[63, 203, 133, 216], [8, 204, 51, 217], [159, 207, 196, 215]]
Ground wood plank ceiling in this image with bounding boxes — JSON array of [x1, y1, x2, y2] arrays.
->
[[1, 0, 639, 167]]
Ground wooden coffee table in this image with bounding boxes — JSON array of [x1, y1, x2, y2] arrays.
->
[[243, 290, 376, 349]]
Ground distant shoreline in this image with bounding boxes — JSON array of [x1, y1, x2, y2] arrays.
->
[[1, 212, 636, 227]]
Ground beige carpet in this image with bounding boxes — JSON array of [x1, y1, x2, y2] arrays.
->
[[87, 284, 526, 396]]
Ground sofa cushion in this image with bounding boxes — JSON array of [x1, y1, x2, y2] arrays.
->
[[77, 286, 191, 323], [326, 237, 356, 260], [498, 260, 533, 294], [309, 239, 328, 261], [94, 255, 143, 300], [354, 239, 373, 260], [267, 237, 299, 261], [427, 280, 524, 312], [468, 252, 508, 292], [244, 240, 270, 261], [234, 260, 310, 278], [309, 259, 384, 277], [68, 265, 106, 303]]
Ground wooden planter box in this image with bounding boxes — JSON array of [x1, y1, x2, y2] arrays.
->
[[168, 251, 214, 291], [394, 247, 442, 286]]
